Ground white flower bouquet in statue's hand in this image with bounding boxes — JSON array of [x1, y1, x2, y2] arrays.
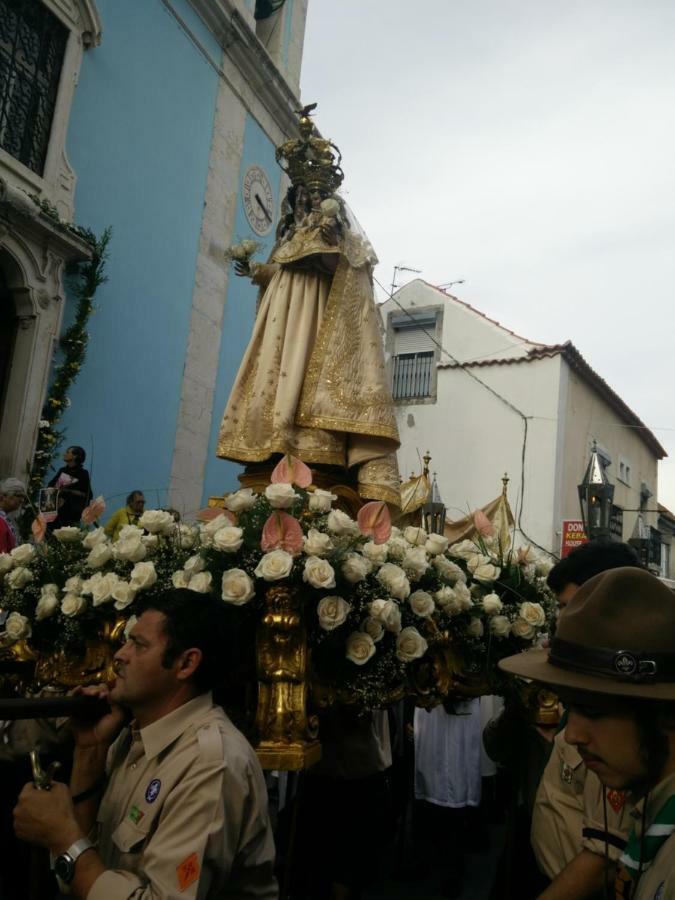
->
[[224, 238, 263, 274]]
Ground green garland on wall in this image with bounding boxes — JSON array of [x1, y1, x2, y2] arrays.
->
[[19, 226, 112, 535]]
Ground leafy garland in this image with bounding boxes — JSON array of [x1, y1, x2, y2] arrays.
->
[[19, 226, 112, 536]]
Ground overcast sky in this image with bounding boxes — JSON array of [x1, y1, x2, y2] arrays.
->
[[300, 0, 675, 511]]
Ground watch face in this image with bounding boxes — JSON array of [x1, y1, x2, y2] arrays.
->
[[242, 165, 274, 236], [54, 854, 73, 883]]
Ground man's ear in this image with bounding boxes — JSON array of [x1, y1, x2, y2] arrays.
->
[[176, 647, 202, 682]]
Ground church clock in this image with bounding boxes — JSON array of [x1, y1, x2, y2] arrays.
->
[[242, 165, 274, 236]]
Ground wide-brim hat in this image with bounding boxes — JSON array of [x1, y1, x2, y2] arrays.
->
[[499, 567, 675, 699]]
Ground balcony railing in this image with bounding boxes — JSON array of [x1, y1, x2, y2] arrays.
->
[[392, 352, 434, 400]]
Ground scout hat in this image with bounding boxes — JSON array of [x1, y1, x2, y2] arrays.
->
[[499, 567, 675, 699]]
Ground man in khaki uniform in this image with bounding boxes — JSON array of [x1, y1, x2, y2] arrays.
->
[[500, 567, 675, 900], [14, 589, 277, 899], [531, 540, 641, 888]]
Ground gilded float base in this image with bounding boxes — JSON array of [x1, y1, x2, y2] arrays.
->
[[256, 740, 322, 771]]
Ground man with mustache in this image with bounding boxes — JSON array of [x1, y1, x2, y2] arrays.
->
[[500, 568, 675, 899], [13, 589, 277, 899]]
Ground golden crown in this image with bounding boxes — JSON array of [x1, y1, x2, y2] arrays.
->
[[276, 106, 344, 194]]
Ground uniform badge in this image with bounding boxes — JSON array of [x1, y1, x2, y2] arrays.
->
[[561, 762, 574, 784], [177, 852, 200, 892], [129, 804, 144, 824], [145, 778, 161, 803], [607, 789, 625, 813]]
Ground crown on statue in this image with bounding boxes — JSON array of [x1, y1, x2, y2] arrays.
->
[[276, 105, 344, 194]]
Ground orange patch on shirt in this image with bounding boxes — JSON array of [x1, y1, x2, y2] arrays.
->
[[177, 853, 200, 892], [607, 789, 626, 813]]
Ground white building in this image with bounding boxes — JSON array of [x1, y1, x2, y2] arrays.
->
[[381, 280, 666, 557]]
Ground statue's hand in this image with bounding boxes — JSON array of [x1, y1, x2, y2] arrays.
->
[[320, 222, 339, 246], [234, 259, 251, 278]]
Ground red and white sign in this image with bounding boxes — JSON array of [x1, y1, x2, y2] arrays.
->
[[561, 520, 587, 558]]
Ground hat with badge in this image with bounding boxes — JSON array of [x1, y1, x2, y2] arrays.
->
[[499, 567, 675, 699]]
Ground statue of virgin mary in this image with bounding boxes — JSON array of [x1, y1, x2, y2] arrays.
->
[[217, 110, 401, 506]]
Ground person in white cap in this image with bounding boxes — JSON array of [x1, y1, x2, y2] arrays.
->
[[0, 477, 26, 553]]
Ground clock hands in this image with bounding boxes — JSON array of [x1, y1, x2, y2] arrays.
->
[[254, 193, 272, 223]]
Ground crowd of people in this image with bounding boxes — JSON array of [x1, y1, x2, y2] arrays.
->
[[1, 458, 674, 899]]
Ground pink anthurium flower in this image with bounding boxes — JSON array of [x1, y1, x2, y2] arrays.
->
[[261, 511, 304, 555], [473, 509, 495, 538], [81, 495, 106, 526], [196, 507, 236, 525], [31, 514, 48, 543], [270, 454, 312, 488], [357, 500, 392, 545]]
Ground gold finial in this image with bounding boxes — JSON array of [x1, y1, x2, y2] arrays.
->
[[501, 472, 509, 496], [422, 450, 432, 477]]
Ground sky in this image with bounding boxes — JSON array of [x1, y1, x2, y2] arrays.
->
[[299, 0, 675, 510]]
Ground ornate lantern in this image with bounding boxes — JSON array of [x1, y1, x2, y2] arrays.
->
[[422, 471, 446, 535], [578, 441, 614, 540]]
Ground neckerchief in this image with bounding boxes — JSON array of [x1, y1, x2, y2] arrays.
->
[[615, 793, 675, 898]]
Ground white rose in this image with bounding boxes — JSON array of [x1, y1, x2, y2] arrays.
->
[[86, 542, 113, 569], [183, 554, 206, 577], [130, 561, 157, 592], [341, 553, 372, 584], [448, 539, 479, 561], [362, 541, 388, 565], [481, 593, 503, 615], [385, 536, 409, 561], [519, 601, 546, 628], [201, 514, 233, 539], [404, 526, 428, 546], [112, 581, 137, 610], [512, 617, 536, 640], [213, 526, 244, 553], [376, 563, 410, 600], [224, 488, 257, 513], [172, 570, 190, 589], [64, 575, 84, 595], [396, 626, 428, 662], [308, 489, 336, 512], [92, 572, 120, 606], [467, 553, 491, 573], [40, 583, 59, 598], [326, 509, 360, 536], [467, 617, 484, 638], [188, 572, 213, 593], [255, 549, 294, 581], [303, 556, 336, 590], [535, 558, 554, 577], [139, 509, 175, 534], [317, 595, 351, 631], [454, 581, 473, 611], [61, 593, 87, 617], [118, 524, 143, 541], [433, 555, 466, 583], [265, 483, 299, 509], [53, 526, 81, 543], [221, 568, 255, 605], [472, 563, 501, 584], [369, 598, 402, 633], [402, 547, 429, 580], [0, 554, 13, 574], [425, 533, 449, 555], [490, 615, 511, 637], [113, 535, 147, 563], [408, 590, 435, 618], [10, 543, 35, 566], [4, 611, 31, 641], [241, 238, 258, 255], [361, 616, 385, 643], [5, 566, 33, 589], [345, 631, 376, 665], [142, 534, 159, 552], [303, 529, 333, 558], [82, 528, 108, 550], [35, 592, 60, 621], [435, 586, 460, 615], [177, 524, 198, 549]]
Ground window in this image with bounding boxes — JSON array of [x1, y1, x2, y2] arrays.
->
[[392, 351, 434, 400], [390, 310, 439, 401], [618, 455, 632, 486], [0, 0, 68, 175]]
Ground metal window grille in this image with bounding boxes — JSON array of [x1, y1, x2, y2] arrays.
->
[[0, 0, 68, 175], [392, 352, 434, 400]]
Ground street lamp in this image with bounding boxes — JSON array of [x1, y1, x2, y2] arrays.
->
[[578, 441, 615, 540], [422, 471, 446, 535]]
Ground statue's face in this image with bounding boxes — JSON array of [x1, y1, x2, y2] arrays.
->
[[309, 189, 324, 210], [294, 186, 309, 220]]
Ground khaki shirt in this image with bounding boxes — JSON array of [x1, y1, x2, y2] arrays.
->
[[628, 772, 675, 900], [89, 693, 277, 900], [531, 731, 630, 878]]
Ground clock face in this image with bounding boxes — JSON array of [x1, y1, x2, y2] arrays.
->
[[242, 165, 274, 236]]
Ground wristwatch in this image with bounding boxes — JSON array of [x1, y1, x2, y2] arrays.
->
[[54, 838, 95, 884]]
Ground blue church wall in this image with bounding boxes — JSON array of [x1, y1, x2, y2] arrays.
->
[[201, 114, 283, 503], [53, 0, 220, 509]]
